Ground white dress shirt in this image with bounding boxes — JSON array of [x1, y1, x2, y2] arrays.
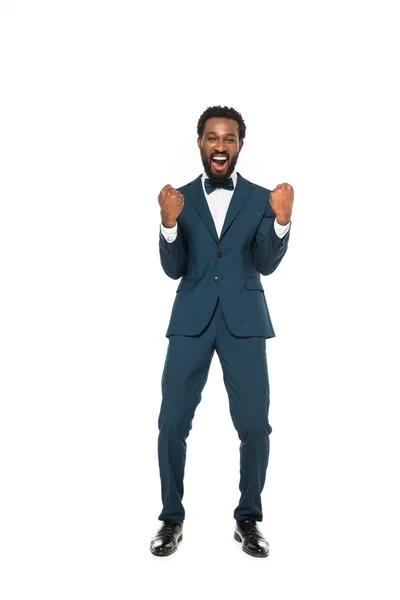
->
[[160, 169, 291, 242]]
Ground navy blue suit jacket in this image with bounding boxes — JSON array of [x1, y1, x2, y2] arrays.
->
[[159, 172, 291, 338]]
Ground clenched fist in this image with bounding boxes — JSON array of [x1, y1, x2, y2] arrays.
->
[[158, 184, 184, 228], [269, 183, 294, 226]]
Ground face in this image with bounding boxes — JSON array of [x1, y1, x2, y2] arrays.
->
[[197, 117, 243, 181]]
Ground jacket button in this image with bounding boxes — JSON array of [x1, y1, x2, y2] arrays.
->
[[217, 251, 223, 257], [214, 276, 218, 281]]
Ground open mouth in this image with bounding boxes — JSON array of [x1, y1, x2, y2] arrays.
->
[[211, 155, 228, 171]]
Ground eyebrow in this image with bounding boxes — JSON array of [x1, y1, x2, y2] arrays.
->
[[206, 131, 237, 137]]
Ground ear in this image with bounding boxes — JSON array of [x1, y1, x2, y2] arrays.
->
[[197, 136, 201, 149], [239, 139, 244, 152]]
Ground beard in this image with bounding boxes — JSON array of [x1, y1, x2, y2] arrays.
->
[[200, 148, 240, 182]]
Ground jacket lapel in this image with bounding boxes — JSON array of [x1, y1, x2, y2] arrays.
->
[[191, 172, 254, 243], [191, 175, 219, 243], [219, 172, 254, 239]]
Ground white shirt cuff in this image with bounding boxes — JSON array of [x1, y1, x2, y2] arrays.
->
[[274, 218, 291, 238], [160, 221, 178, 243]]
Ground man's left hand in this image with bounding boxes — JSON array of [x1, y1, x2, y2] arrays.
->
[[269, 183, 294, 226]]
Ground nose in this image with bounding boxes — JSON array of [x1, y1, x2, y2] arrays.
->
[[214, 142, 228, 154]]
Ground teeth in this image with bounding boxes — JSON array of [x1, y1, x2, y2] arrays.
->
[[213, 157, 227, 161]]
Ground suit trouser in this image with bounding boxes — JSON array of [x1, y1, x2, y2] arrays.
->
[[157, 297, 272, 523]]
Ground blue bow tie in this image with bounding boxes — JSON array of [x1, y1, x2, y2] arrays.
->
[[204, 177, 234, 194]]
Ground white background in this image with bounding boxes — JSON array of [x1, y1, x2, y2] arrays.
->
[[1, 1, 399, 598]]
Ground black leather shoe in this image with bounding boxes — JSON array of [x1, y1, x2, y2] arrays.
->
[[234, 519, 270, 558], [150, 521, 183, 557]]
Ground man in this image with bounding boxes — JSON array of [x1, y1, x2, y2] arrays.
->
[[150, 106, 294, 558]]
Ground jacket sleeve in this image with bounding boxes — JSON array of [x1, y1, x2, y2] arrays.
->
[[252, 200, 292, 276], [159, 220, 188, 280]]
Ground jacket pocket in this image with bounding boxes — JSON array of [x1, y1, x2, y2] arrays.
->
[[244, 276, 264, 292], [176, 278, 197, 292]]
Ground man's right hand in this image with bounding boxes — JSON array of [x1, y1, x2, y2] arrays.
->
[[158, 184, 184, 228]]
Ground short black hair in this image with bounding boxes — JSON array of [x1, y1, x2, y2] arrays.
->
[[197, 105, 246, 141]]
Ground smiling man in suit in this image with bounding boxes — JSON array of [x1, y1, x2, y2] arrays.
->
[[150, 106, 294, 558]]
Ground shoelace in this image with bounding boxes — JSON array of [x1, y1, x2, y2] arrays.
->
[[240, 519, 259, 535], [161, 522, 179, 533]]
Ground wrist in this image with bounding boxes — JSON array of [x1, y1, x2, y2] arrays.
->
[[161, 219, 177, 228], [275, 215, 291, 226]]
